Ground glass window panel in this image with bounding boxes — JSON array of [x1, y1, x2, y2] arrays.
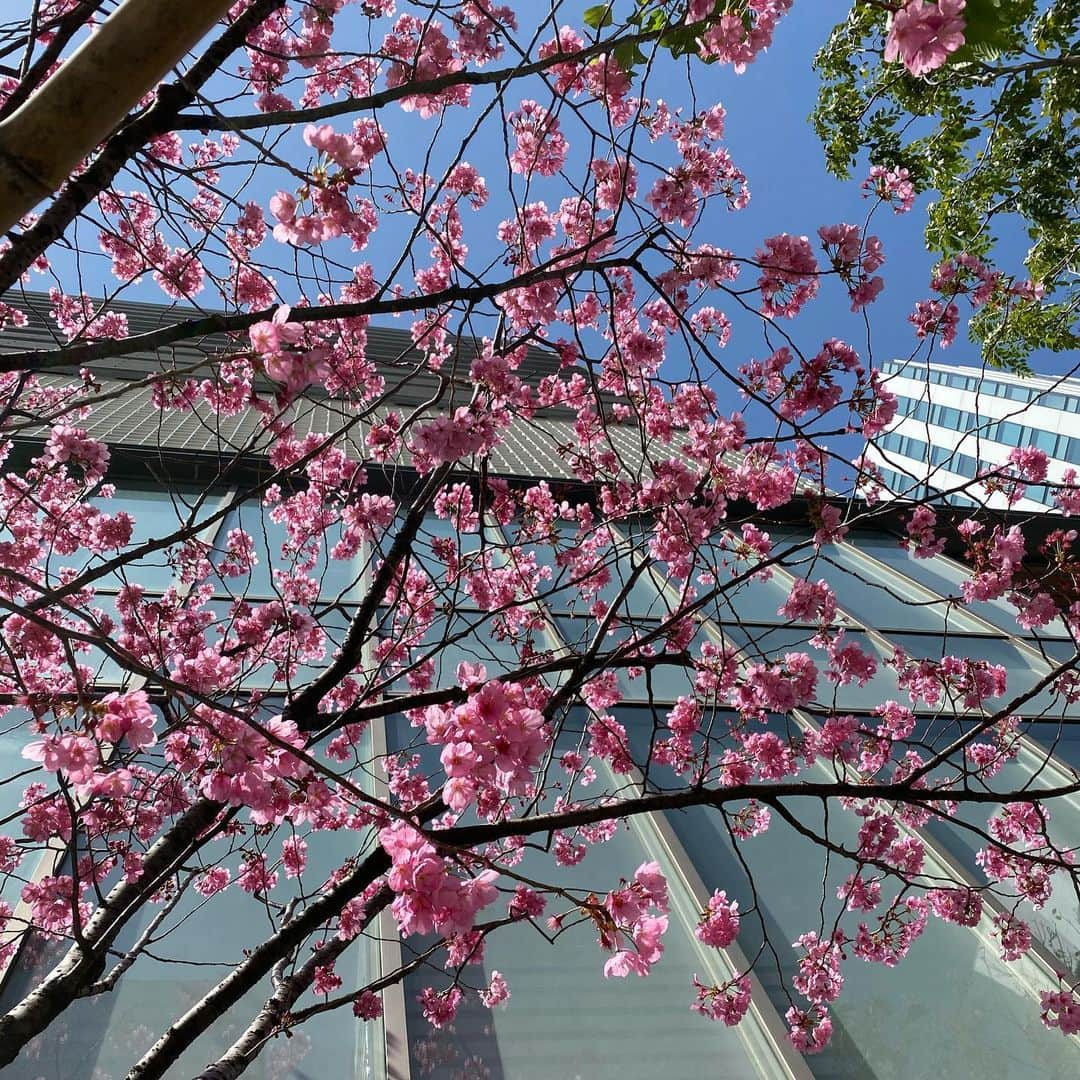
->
[[0, 709, 33, 906], [1025, 721, 1080, 772], [1035, 429, 1058, 454], [52, 486, 207, 592], [625, 710, 1080, 1080], [710, 566, 807, 627], [553, 616, 701, 702], [0, 712, 31, 826], [920, 747, 1080, 981], [385, 717, 764, 1080], [214, 499, 364, 602], [1028, 638, 1078, 664], [73, 591, 129, 686], [513, 521, 669, 618], [852, 534, 1071, 638], [724, 624, 897, 712], [201, 598, 359, 691], [784, 541, 986, 633], [377, 610, 549, 692], [1, 823, 382, 1080]]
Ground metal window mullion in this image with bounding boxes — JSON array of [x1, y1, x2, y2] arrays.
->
[[609, 520, 1080, 1053], [520, 527, 811, 1080], [789, 704, 1080, 1045], [358, 531, 407, 1080], [366, 713, 406, 1080], [739, 532, 1080, 785], [837, 534, 1061, 647], [831, 545, 1080, 783]]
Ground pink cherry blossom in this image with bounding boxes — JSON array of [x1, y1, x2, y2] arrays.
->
[[885, 1, 967, 77]]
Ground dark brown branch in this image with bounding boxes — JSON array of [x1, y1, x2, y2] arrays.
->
[[190, 892, 388, 1080], [124, 851, 395, 1080], [0, 244, 623, 375], [284, 460, 455, 728], [0, 798, 225, 1066], [172, 26, 664, 133]]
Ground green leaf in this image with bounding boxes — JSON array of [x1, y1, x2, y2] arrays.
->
[[613, 39, 646, 74], [584, 3, 615, 30], [963, 0, 1026, 51]]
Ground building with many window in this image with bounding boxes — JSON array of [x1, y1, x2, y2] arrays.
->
[[0, 298, 1079, 1079], [864, 358, 1080, 511]]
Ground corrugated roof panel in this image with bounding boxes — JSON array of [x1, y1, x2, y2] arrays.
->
[[4, 296, 829, 491]]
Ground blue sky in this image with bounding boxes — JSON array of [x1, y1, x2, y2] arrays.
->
[[33, 1, 1065, 400]]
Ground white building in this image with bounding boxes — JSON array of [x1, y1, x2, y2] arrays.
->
[[865, 358, 1080, 512]]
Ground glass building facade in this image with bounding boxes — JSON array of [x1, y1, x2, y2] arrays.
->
[[867, 359, 1080, 511], [1, 304, 1078, 1078]]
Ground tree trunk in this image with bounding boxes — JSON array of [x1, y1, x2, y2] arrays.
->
[[0, 0, 235, 233]]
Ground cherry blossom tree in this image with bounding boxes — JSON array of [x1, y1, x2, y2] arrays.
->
[[0, 2, 1077, 1077]]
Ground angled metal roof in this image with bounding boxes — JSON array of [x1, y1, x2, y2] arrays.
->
[[14, 371, 750, 483], [0, 292, 780, 487], [0, 290, 565, 404]]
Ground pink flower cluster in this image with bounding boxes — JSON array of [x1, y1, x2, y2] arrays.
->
[[961, 524, 1025, 602], [891, 648, 1007, 710], [409, 405, 504, 471], [23, 732, 99, 786], [646, 105, 748, 226], [600, 861, 670, 978], [779, 579, 838, 625], [993, 912, 1033, 961], [249, 306, 329, 398], [692, 974, 753, 1026], [1041, 982, 1080, 1036], [905, 505, 945, 558], [381, 821, 499, 936], [695, 1, 794, 72], [927, 887, 982, 927], [818, 222, 885, 310], [269, 187, 378, 250], [786, 1004, 833, 1054], [695, 889, 741, 948], [508, 100, 569, 176], [756, 233, 820, 318], [166, 708, 313, 825], [852, 896, 930, 967], [383, 15, 467, 117], [419, 680, 548, 813], [732, 652, 819, 718], [302, 118, 385, 174], [885, 1, 967, 77], [417, 985, 464, 1028], [793, 930, 845, 1004], [909, 297, 960, 347], [95, 690, 157, 748], [863, 165, 915, 212]]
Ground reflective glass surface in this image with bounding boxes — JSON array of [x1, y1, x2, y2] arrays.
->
[[1, 825, 382, 1079], [621, 709, 1080, 1080], [386, 716, 765, 1080]]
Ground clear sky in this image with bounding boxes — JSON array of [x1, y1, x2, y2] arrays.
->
[[31, 1, 1069, 402]]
